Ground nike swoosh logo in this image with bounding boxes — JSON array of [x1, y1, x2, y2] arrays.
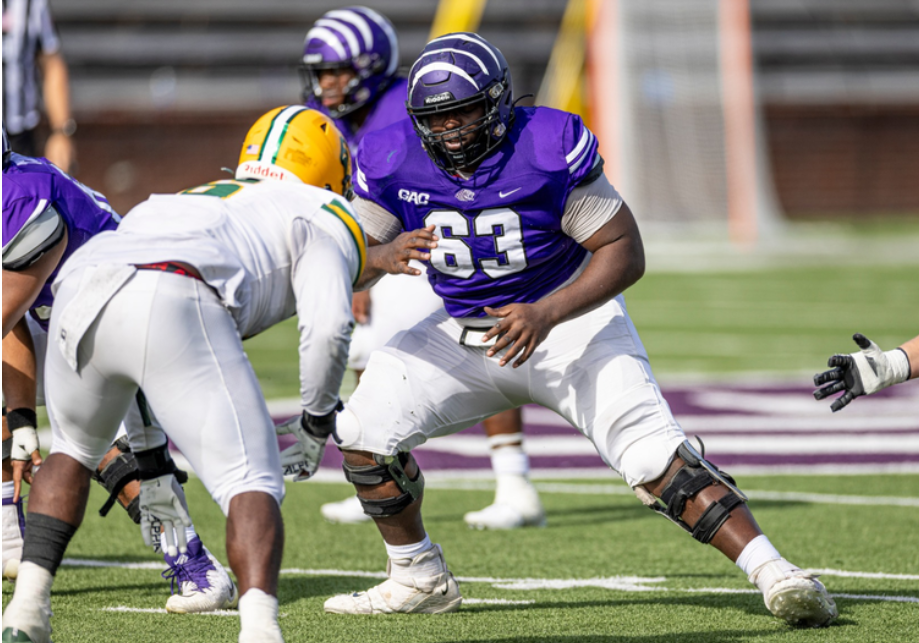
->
[[499, 187, 522, 198]]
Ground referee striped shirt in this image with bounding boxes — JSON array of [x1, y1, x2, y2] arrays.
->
[[2, 0, 61, 135]]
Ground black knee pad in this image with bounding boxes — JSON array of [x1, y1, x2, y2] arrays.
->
[[93, 437, 141, 522], [641, 439, 747, 544], [342, 452, 424, 518], [92, 439, 188, 523]]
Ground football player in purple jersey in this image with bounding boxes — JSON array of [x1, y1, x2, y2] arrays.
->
[[1, 134, 237, 613], [301, 7, 545, 530], [317, 33, 838, 627]]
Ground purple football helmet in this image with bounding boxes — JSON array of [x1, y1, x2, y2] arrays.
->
[[300, 6, 399, 118], [406, 32, 515, 173]]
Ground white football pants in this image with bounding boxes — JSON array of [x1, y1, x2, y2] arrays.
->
[[45, 269, 284, 513], [337, 294, 687, 487]]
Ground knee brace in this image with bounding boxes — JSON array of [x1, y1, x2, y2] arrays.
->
[[636, 439, 747, 544], [93, 438, 188, 523], [342, 452, 424, 518]]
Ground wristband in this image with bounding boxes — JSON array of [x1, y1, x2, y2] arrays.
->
[[6, 408, 38, 431]]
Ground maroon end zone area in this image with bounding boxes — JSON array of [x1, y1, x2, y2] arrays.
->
[[268, 381, 919, 474]]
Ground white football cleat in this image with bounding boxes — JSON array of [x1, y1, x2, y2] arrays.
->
[[2, 498, 25, 581], [320, 495, 371, 524], [464, 474, 546, 530], [1, 598, 52, 643], [162, 537, 239, 613], [751, 559, 838, 628], [324, 544, 462, 615]]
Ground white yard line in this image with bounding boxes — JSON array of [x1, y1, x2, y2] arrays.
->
[[68, 560, 918, 606]]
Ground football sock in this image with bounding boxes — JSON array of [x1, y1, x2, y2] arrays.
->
[[385, 534, 433, 562], [11, 561, 53, 603], [735, 534, 784, 577], [489, 434, 529, 477], [238, 588, 281, 634]]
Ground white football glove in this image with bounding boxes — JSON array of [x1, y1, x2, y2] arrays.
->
[[9, 425, 39, 461], [276, 404, 341, 482], [139, 474, 192, 557], [813, 333, 911, 412], [7, 410, 43, 500]]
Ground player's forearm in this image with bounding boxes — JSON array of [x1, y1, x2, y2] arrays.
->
[[538, 236, 645, 326], [2, 318, 38, 408], [39, 52, 73, 132], [354, 254, 387, 291], [899, 335, 919, 380]]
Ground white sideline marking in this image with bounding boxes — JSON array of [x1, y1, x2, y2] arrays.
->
[[426, 479, 919, 508], [831, 593, 919, 603], [65, 560, 918, 606], [62, 559, 164, 570], [424, 434, 919, 457], [102, 606, 239, 616], [808, 569, 919, 581]]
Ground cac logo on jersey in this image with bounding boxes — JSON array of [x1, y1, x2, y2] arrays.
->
[[398, 189, 430, 205]]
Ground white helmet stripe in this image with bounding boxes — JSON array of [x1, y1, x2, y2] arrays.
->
[[316, 18, 361, 59], [409, 62, 479, 100], [427, 33, 499, 66], [326, 9, 373, 49], [419, 47, 488, 74], [305, 26, 348, 59], [260, 106, 308, 163], [359, 7, 399, 77]]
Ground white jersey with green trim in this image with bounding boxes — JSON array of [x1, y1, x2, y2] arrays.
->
[[56, 178, 365, 338], [53, 178, 365, 414]]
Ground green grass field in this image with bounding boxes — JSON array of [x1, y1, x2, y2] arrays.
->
[[6, 474, 918, 642], [5, 223, 919, 642]]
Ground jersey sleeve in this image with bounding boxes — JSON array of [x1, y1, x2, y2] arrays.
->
[[35, 0, 61, 55], [289, 217, 354, 415], [353, 196, 402, 243], [562, 113, 602, 190], [2, 203, 65, 270]]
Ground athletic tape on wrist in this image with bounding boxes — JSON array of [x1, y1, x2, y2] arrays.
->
[[6, 408, 37, 430]]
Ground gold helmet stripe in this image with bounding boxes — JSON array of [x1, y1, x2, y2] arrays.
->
[[322, 200, 366, 284], [259, 105, 309, 165]]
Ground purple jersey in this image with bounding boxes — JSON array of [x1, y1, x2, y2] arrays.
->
[[308, 77, 409, 153], [354, 106, 601, 318], [2, 153, 119, 326]]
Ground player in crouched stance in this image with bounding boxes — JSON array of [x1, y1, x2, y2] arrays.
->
[[2, 130, 235, 613], [318, 34, 838, 627], [2, 106, 365, 643]]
